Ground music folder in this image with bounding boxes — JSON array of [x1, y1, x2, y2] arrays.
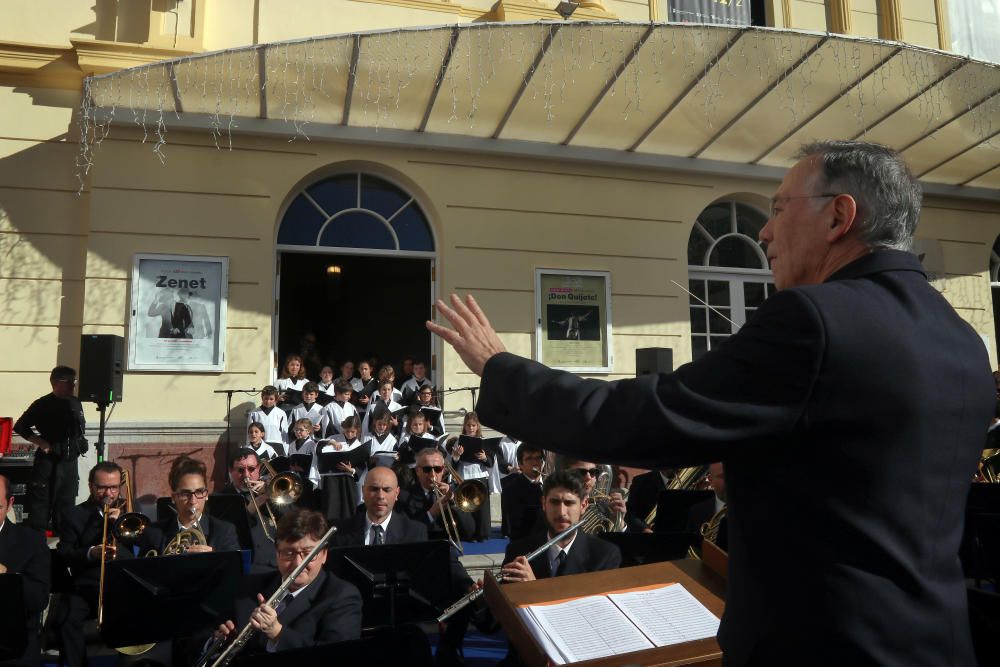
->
[[100, 551, 243, 648], [457, 435, 501, 464], [316, 443, 372, 474]]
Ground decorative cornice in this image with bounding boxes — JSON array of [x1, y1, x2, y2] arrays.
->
[[71, 38, 194, 75], [349, 0, 465, 15], [481, 0, 617, 21]]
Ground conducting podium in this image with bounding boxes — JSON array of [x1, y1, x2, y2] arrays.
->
[[485, 559, 726, 666]]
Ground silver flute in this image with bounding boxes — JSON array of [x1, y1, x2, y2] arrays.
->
[[436, 518, 585, 622], [194, 525, 338, 667]]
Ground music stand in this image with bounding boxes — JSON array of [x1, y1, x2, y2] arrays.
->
[[653, 490, 714, 533], [100, 551, 243, 649], [207, 493, 255, 551], [598, 532, 695, 567], [0, 574, 26, 659], [325, 541, 452, 629]]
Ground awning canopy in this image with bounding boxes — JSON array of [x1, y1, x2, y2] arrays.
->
[[79, 21, 1000, 198]]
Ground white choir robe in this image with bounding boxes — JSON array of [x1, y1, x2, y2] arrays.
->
[[362, 399, 402, 437], [494, 436, 521, 493], [275, 377, 308, 403], [247, 406, 288, 449], [248, 441, 280, 461], [314, 436, 367, 506], [322, 400, 359, 437], [287, 437, 319, 488], [290, 402, 328, 441]]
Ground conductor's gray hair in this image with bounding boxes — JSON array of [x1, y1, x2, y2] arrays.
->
[[797, 141, 921, 251]]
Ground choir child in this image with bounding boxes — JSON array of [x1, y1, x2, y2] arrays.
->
[[355, 361, 377, 416], [400, 359, 432, 404], [275, 354, 308, 413], [448, 411, 493, 542], [246, 422, 280, 461], [246, 386, 288, 456], [288, 418, 319, 485], [366, 407, 399, 468], [322, 379, 358, 437], [413, 384, 445, 436], [339, 360, 364, 393], [362, 380, 402, 437], [290, 382, 326, 440], [315, 416, 365, 521], [317, 365, 336, 397], [376, 365, 404, 403]]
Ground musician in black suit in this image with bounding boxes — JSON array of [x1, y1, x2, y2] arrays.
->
[[53, 462, 133, 667], [137, 456, 240, 555], [431, 141, 995, 665], [333, 467, 428, 546], [502, 470, 621, 581], [500, 443, 545, 540], [218, 448, 279, 572], [0, 474, 50, 666], [211, 509, 361, 653], [397, 449, 474, 542]]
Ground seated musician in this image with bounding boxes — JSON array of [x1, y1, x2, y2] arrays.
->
[[558, 456, 648, 533], [219, 448, 278, 571], [332, 467, 427, 546], [685, 462, 727, 551], [211, 509, 362, 653], [502, 469, 621, 581], [626, 468, 672, 527], [398, 448, 474, 542], [500, 443, 545, 540], [0, 474, 50, 666], [54, 461, 133, 667], [138, 456, 240, 555]]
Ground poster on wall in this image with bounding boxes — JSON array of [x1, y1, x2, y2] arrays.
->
[[128, 253, 228, 372], [535, 269, 613, 373]]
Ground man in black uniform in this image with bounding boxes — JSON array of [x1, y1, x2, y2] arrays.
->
[[14, 365, 88, 532], [0, 474, 51, 666], [218, 448, 278, 572], [398, 449, 474, 542], [55, 461, 132, 667]]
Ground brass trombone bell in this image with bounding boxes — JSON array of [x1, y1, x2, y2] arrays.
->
[[444, 462, 485, 513], [268, 471, 304, 506], [112, 511, 150, 542]]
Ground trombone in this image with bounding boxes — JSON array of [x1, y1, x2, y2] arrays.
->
[[238, 459, 304, 543], [96, 470, 154, 655]]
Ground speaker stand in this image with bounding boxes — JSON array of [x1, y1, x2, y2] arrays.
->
[[95, 400, 109, 463]]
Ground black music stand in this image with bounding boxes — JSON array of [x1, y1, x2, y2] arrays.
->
[[100, 551, 243, 649], [0, 574, 26, 659], [598, 532, 695, 567], [325, 541, 451, 629], [653, 489, 714, 533], [207, 493, 255, 551]]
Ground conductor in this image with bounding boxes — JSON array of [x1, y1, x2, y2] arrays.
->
[[428, 141, 994, 666]]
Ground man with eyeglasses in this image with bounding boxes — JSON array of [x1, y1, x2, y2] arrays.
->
[[557, 456, 647, 533], [399, 449, 473, 542], [211, 509, 361, 654], [219, 447, 278, 572], [429, 141, 995, 665], [53, 461, 133, 667], [14, 365, 89, 532]]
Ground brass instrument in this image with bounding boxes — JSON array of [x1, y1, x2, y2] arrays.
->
[[977, 449, 1000, 483], [433, 478, 465, 555], [437, 517, 586, 622], [687, 505, 727, 559], [261, 459, 304, 507], [235, 475, 278, 543], [445, 461, 487, 513], [644, 466, 709, 530], [145, 501, 209, 557], [195, 525, 337, 667], [579, 466, 619, 534], [97, 470, 155, 656]]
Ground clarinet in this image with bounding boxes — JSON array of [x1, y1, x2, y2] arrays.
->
[[194, 525, 337, 667], [437, 518, 585, 622]]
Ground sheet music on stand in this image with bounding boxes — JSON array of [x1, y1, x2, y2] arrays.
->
[[516, 582, 720, 665]]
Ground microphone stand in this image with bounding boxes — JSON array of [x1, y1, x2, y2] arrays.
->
[[213, 388, 259, 447]]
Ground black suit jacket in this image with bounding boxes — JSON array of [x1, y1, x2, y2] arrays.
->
[[397, 482, 474, 541], [477, 250, 994, 666], [219, 483, 278, 571], [57, 499, 134, 589], [137, 514, 241, 556], [0, 521, 51, 630], [332, 509, 429, 546], [500, 474, 543, 541], [235, 569, 362, 652], [503, 530, 621, 579]]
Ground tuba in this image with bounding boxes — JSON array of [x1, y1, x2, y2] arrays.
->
[[579, 465, 620, 534]]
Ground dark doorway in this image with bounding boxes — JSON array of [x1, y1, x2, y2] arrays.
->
[[277, 252, 433, 378]]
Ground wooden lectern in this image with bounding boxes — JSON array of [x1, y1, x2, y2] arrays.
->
[[485, 558, 727, 667]]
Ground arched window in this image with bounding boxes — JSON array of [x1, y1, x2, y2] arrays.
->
[[687, 201, 772, 359], [278, 173, 434, 254]]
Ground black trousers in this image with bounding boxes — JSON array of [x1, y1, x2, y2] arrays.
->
[[27, 452, 79, 532], [55, 586, 97, 667], [469, 480, 491, 541]]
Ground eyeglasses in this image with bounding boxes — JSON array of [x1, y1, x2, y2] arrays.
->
[[576, 468, 601, 477], [54, 378, 77, 385], [94, 485, 120, 493], [278, 546, 320, 561], [233, 466, 258, 474], [769, 193, 838, 218], [420, 466, 444, 474], [173, 488, 209, 500]]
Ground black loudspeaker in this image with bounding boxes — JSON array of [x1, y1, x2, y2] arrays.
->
[[636, 348, 673, 377], [79, 334, 124, 404]]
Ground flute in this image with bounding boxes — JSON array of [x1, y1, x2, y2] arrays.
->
[[436, 518, 585, 622]]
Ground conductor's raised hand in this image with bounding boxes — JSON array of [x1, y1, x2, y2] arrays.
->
[[426, 294, 506, 377]]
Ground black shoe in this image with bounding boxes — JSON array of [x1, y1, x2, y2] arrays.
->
[[435, 646, 465, 667]]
